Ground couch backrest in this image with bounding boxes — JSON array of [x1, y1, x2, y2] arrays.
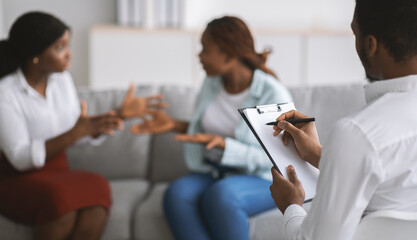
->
[[289, 84, 366, 145], [67, 84, 366, 182], [148, 86, 197, 182]]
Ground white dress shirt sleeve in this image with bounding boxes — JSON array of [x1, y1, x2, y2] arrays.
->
[[283, 204, 307, 238], [282, 118, 384, 240], [0, 94, 46, 171]]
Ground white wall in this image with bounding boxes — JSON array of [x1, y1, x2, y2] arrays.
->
[[90, 28, 365, 89], [183, 0, 355, 31], [2, 0, 116, 87], [90, 27, 200, 89], [0, 0, 5, 38], [2, 0, 361, 87]]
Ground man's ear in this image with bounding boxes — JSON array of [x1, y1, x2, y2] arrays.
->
[[367, 35, 378, 57]]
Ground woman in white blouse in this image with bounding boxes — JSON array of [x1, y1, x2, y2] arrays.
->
[[0, 11, 163, 240]]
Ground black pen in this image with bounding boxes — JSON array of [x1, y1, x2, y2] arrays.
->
[[266, 117, 315, 126]]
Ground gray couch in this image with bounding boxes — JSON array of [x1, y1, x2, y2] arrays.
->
[[0, 83, 366, 240]]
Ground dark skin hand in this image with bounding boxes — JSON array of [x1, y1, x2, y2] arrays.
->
[[270, 165, 305, 214], [45, 100, 123, 161], [130, 108, 191, 134], [269, 110, 322, 214], [130, 110, 176, 134], [273, 110, 321, 168], [117, 83, 167, 119], [130, 111, 225, 149], [72, 100, 123, 137], [175, 133, 225, 150]]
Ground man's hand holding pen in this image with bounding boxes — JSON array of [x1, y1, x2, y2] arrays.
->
[[270, 110, 321, 214], [273, 110, 321, 168]]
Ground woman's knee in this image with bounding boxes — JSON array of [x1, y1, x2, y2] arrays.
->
[[202, 179, 240, 211], [163, 180, 190, 209], [78, 206, 107, 224], [54, 210, 78, 231], [34, 211, 77, 239], [73, 206, 108, 237], [164, 174, 213, 205], [202, 180, 235, 206]]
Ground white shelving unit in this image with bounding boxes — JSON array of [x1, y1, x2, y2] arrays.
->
[[89, 25, 366, 89]]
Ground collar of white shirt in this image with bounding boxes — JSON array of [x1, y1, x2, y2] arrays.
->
[[364, 75, 417, 103], [16, 68, 54, 99]]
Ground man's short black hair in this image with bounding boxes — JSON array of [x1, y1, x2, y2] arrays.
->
[[355, 0, 417, 62]]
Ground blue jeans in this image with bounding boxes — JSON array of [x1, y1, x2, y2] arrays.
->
[[163, 173, 276, 240]]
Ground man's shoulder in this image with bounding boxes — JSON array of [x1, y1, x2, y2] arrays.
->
[[345, 90, 417, 150]]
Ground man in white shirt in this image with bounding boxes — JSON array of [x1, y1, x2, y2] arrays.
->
[[269, 0, 417, 239]]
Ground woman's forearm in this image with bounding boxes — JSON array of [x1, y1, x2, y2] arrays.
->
[[45, 128, 81, 162]]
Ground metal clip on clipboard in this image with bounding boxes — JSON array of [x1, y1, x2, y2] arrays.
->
[[256, 102, 295, 115], [256, 104, 283, 114]]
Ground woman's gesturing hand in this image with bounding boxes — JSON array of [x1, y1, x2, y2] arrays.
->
[[130, 110, 175, 135], [175, 133, 225, 150], [73, 100, 124, 139], [118, 84, 167, 119]]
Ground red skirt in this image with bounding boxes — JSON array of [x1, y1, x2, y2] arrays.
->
[[0, 152, 111, 225]]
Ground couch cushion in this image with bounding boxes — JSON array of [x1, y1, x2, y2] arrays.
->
[[149, 132, 189, 182], [133, 183, 174, 240], [149, 86, 197, 182], [249, 209, 285, 240], [102, 179, 150, 240], [0, 214, 31, 239], [67, 86, 159, 179], [289, 84, 366, 145]]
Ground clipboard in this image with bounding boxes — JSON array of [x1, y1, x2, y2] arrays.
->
[[238, 103, 319, 202]]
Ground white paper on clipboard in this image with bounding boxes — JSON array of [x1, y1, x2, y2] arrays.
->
[[239, 103, 319, 201]]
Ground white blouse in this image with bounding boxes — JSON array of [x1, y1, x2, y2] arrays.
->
[[201, 84, 250, 138], [0, 69, 91, 171]]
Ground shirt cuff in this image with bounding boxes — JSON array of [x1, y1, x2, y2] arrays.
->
[[31, 139, 46, 169], [74, 134, 107, 146], [283, 204, 307, 239], [88, 134, 107, 146], [221, 137, 245, 167]]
